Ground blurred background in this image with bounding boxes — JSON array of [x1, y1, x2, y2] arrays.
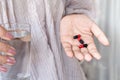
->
[[82, 0, 120, 80]]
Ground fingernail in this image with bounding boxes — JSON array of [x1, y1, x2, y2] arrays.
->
[[105, 39, 110, 46], [97, 56, 101, 60], [95, 54, 101, 60], [6, 32, 13, 39], [0, 66, 7, 72], [85, 54, 92, 61], [7, 57, 16, 65], [8, 48, 16, 55], [100, 36, 110, 46]]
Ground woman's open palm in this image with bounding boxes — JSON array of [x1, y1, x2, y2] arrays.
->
[[60, 14, 109, 61]]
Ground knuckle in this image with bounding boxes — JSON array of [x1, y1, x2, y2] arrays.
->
[[73, 40, 80, 46], [0, 56, 7, 65], [0, 42, 11, 52], [91, 51, 98, 56], [88, 43, 96, 50], [90, 49, 97, 54], [72, 46, 79, 51], [81, 48, 88, 53], [73, 50, 79, 54], [65, 48, 71, 52]]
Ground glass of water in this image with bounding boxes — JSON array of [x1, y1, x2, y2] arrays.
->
[[0, 23, 31, 80]]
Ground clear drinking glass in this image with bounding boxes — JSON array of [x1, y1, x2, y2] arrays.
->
[[0, 23, 31, 80]]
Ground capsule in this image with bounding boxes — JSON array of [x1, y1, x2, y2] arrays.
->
[[73, 34, 81, 39], [79, 44, 84, 48], [77, 37, 81, 41], [83, 44, 88, 48], [79, 44, 88, 48], [79, 39, 84, 44]]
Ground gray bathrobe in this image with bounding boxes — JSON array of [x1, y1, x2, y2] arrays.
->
[[0, 0, 95, 80]]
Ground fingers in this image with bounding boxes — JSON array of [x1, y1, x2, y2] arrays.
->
[[71, 35, 93, 61], [81, 48, 92, 61], [87, 42, 101, 60], [61, 35, 74, 57], [62, 42, 73, 57], [6, 56, 16, 65], [91, 23, 109, 46], [0, 56, 16, 72], [71, 34, 101, 61], [0, 55, 16, 65], [72, 46, 84, 60], [72, 46, 93, 61], [0, 25, 13, 40], [0, 66, 7, 72], [0, 42, 16, 56], [0, 55, 7, 65]]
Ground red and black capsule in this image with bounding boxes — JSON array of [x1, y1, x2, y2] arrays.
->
[[79, 44, 88, 48], [79, 44, 84, 48], [83, 44, 88, 48], [79, 39, 84, 44], [73, 34, 81, 39]]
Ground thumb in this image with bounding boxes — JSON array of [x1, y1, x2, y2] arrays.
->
[[91, 23, 110, 46]]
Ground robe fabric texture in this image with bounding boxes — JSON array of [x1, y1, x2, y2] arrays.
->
[[0, 0, 95, 80]]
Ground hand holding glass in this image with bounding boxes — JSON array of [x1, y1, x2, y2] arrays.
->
[[0, 23, 31, 80]]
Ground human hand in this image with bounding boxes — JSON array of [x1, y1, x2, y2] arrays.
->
[[0, 25, 16, 72], [60, 14, 109, 62]]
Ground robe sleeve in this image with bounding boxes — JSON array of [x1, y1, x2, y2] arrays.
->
[[65, 0, 95, 18]]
